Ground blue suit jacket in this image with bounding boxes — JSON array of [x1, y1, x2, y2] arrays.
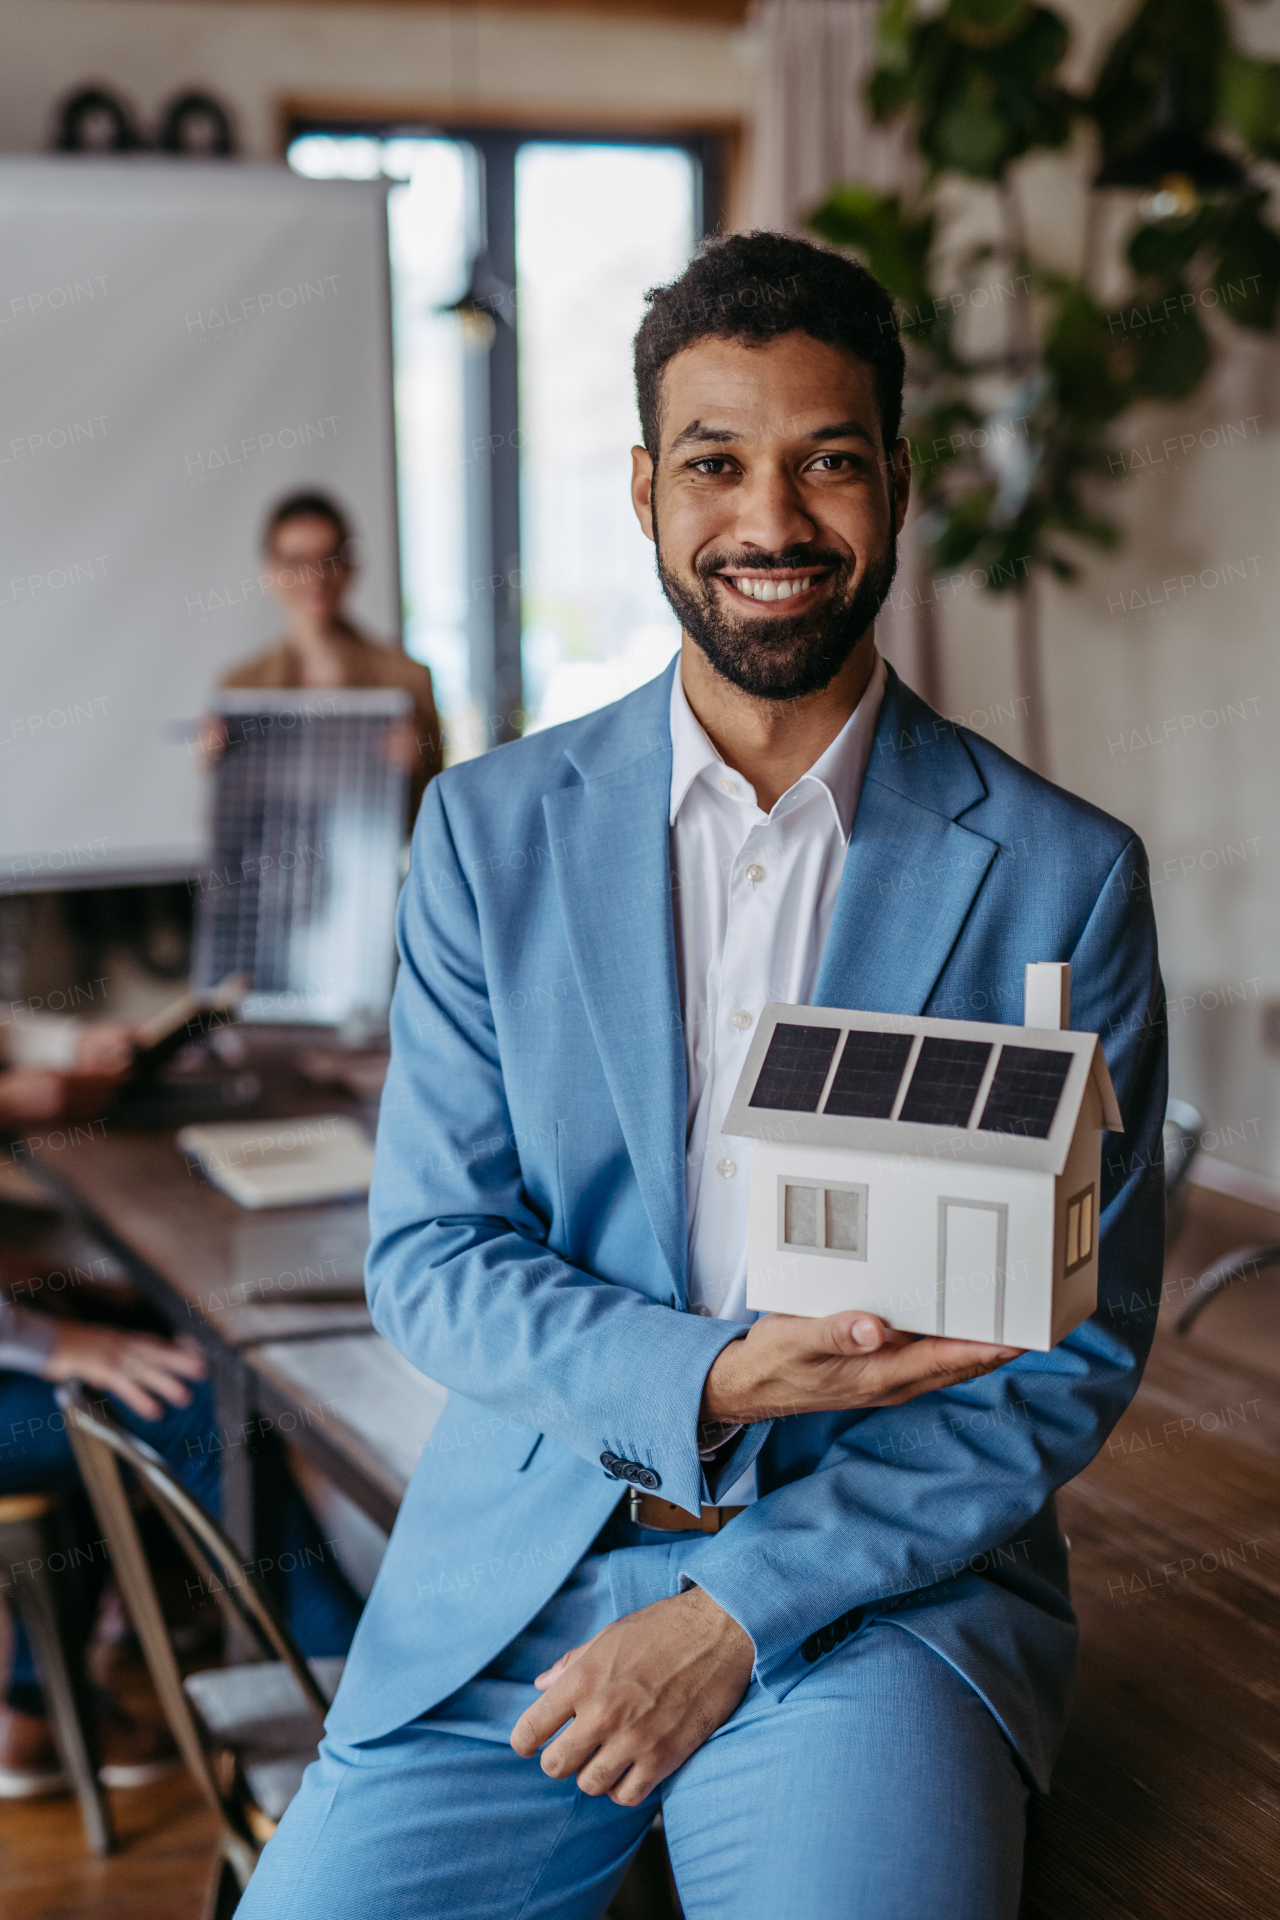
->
[[328, 661, 1166, 1792]]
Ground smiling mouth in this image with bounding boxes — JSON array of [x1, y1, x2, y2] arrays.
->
[[717, 571, 831, 609]]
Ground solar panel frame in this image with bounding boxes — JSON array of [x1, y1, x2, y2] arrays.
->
[[897, 1037, 993, 1128], [823, 1029, 915, 1119], [748, 1022, 840, 1113], [978, 1045, 1074, 1140]]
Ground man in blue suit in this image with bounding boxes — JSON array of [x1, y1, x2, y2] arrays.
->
[[240, 233, 1164, 1918]]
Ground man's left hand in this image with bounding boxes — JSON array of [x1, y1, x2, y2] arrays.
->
[[510, 1585, 754, 1805]]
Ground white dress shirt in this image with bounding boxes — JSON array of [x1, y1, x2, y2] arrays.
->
[[670, 650, 887, 1502]]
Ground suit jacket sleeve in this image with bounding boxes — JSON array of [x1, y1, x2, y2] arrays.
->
[[688, 832, 1168, 1692], [365, 779, 745, 1518]]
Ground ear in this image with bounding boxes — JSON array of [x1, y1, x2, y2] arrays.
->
[[631, 445, 655, 544]]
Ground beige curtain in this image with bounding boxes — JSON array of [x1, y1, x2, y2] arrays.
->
[[746, 0, 912, 234]]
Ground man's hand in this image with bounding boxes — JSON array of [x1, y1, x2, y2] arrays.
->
[[510, 1586, 754, 1805], [702, 1310, 1022, 1426], [41, 1325, 208, 1421]]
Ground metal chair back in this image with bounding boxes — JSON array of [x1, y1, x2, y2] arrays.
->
[[56, 1382, 328, 1879]]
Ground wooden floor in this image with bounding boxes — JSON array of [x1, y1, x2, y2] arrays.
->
[[3, 1176, 1278, 1918], [1021, 1176, 1280, 1919]]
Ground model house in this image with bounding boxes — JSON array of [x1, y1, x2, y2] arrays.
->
[[722, 965, 1122, 1352]]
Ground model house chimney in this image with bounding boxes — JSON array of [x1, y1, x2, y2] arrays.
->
[[1024, 962, 1070, 1031]]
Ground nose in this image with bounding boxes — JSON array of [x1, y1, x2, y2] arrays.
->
[[730, 463, 817, 556]]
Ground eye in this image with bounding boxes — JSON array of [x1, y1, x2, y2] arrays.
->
[[689, 456, 736, 475], [807, 452, 856, 473]]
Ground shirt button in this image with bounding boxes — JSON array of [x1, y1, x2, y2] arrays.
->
[[744, 863, 766, 884], [717, 1158, 737, 1179], [730, 1010, 752, 1030], [719, 777, 737, 795]]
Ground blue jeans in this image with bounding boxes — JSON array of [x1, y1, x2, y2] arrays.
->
[[0, 1371, 362, 1712], [238, 1523, 1030, 1919]]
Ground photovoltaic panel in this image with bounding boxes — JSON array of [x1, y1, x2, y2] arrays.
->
[[978, 1045, 1073, 1139], [749, 1023, 840, 1112], [898, 1037, 992, 1127], [823, 1029, 914, 1118]]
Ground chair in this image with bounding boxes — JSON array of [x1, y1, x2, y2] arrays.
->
[[0, 1489, 114, 1853], [56, 1383, 343, 1919], [1163, 1098, 1203, 1246], [1165, 1099, 1280, 1335]]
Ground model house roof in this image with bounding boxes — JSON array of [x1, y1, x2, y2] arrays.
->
[[723, 1004, 1122, 1176]]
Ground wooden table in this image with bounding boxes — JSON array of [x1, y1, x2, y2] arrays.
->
[[14, 1033, 396, 1557], [244, 1335, 449, 1534]]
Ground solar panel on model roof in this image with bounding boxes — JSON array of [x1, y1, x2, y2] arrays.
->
[[979, 1046, 1073, 1140], [897, 1037, 992, 1128], [748, 1023, 839, 1113], [823, 1029, 914, 1119]]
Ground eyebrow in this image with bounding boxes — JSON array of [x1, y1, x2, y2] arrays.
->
[[668, 417, 877, 452]]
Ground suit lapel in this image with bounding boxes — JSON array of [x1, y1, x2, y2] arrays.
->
[[815, 670, 999, 1017], [543, 675, 687, 1302]]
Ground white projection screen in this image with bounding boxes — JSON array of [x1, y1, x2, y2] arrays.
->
[[0, 158, 399, 890]]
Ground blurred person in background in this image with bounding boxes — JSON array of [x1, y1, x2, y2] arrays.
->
[[214, 491, 444, 823]]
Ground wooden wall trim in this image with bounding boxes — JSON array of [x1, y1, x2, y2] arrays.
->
[[97, 0, 751, 22]]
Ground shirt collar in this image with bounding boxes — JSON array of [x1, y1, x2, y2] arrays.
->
[[668, 649, 887, 845]]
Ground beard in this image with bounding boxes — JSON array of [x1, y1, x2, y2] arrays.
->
[[654, 522, 898, 702]]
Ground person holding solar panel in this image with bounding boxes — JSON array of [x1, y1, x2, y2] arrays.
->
[[238, 233, 1165, 1920]]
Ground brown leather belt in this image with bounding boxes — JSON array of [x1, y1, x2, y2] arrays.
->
[[627, 1491, 745, 1534]]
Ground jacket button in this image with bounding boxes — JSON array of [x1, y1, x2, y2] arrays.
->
[[631, 1466, 660, 1490], [600, 1452, 625, 1478]]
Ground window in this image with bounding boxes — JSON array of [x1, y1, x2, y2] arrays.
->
[[778, 1178, 868, 1260], [288, 123, 708, 757], [1064, 1184, 1095, 1275]]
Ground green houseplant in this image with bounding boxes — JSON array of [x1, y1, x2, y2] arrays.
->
[[809, 0, 1280, 768]]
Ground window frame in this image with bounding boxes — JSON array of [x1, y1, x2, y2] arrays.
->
[[777, 1176, 870, 1262]]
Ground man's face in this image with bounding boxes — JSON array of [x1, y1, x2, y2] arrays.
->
[[267, 514, 352, 623], [631, 331, 910, 701]]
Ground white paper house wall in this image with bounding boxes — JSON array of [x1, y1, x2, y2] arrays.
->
[[721, 965, 1123, 1352]]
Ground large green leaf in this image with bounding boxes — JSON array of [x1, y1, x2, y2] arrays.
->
[[1128, 298, 1212, 397], [807, 187, 935, 315], [1212, 198, 1280, 327], [1042, 283, 1133, 424], [1219, 49, 1280, 161]]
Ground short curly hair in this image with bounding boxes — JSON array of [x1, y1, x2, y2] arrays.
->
[[634, 230, 904, 460]]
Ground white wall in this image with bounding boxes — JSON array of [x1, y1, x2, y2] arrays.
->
[[6, 0, 1279, 1175]]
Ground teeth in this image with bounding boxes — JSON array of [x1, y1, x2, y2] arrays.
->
[[732, 576, 812, 600]]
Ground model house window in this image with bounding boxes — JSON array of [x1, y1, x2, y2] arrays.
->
[[778, 1179, 868, 1259], [1065, 1184, 1095, 1275]]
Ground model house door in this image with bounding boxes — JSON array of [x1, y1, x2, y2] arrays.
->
[[937, 1200, 1007, 1342]]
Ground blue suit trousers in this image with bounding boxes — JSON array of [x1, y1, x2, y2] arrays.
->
[[239, 1519, 1030, 1919]]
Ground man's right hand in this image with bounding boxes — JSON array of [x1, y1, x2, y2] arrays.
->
[[701, 1311, 1022, 1426]]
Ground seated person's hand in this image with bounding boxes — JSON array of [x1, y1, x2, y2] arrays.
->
[[75, 1022, 137, 1078], [40, 1324, 208, 1421], [702, 1310, 1023, 1426], [0, 1068, 67, 1126]]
